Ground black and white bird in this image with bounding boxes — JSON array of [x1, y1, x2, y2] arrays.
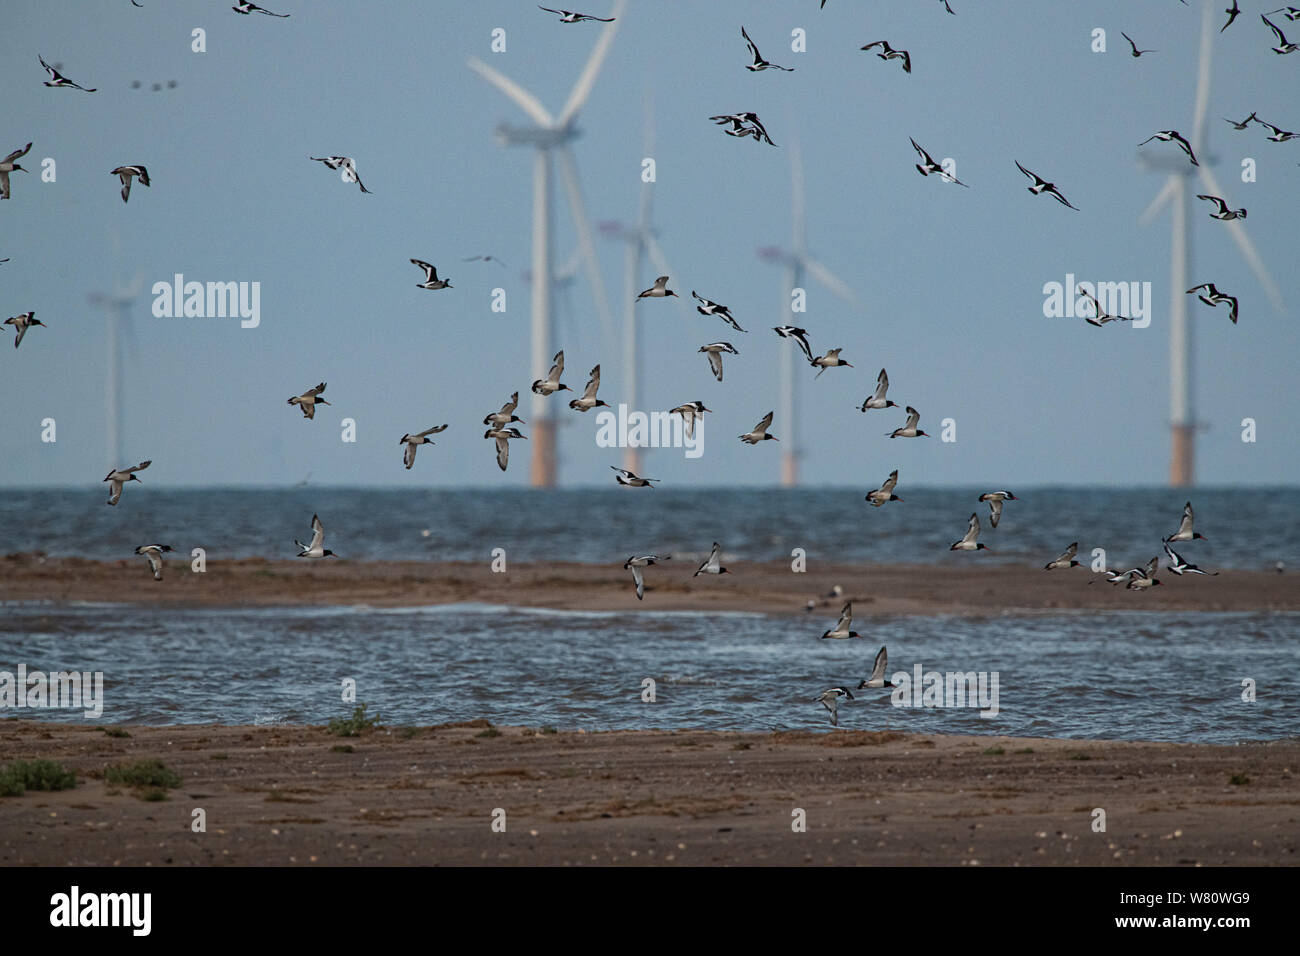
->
[[1164, 542, 1218, 576], [978, 491, 1017, 528], [694, 542, 730, 576], [1267, 6, 1300, 21], [670, 401, 711, 438], [888, 406, 928, 439], [949, 512, 989, 552], [0, 142, 31, 201], [134, 545, 173, 582], [1015, 161, 1078, 210], [1138, 130, 1199, 166], [1196, 194, 1246, 220], [568, 365, 609, 412], [410, 259, 452, 290], [1262, 14, 1298, 53], [1256, 119, 1299, 141], [1126, 557, 1163, 590], [110, 165, 150, 203], [1164, 500, 1207, 543], [483, 391, 525, 427], [860, 367, 899, 411], [400, 425, 448, 470], [288, 382, 330, 420], [813, 687, 854, 727], [708, 113, 776, 146], [4, 312, 46, 348], [739, 411, 778, 444], [623, 554, 669, 600], [612, 466, 658, 488], [40, 55, 96, 91], [865, 470, 902, 507], [820, 602, 861, 640], [1043, 542, 1080, 571], [309, 156, 371, 194], [1076, 285, 1134, 327], [860, 40, 911, 73], [463, 254, 507, 268], [857, 646, 896, 690], [532, 350, 571, 395], [810, 348, 852, 378], [233, 2, 290, 15], [538, 6, 614, 22], [1121, 32, 1156, 56], [636, 275, 678, 299], [741, 25, 794, 71], [910, 137, 968, 186], [773, 325, 814, 362], [104, 460, 151, 506], [1186, 283, 1239, 324], [698, 342, 739, 382], [1225, 111, 1258, 130], [295, 514, 336, 558], [1223, 1, 1241, 32], [484, 427, 527, 472], [691, 291, 746, 332]]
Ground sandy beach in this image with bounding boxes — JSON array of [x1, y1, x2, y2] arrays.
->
[[0, 720, 1295, 866], [2, 554, 1295, 615]]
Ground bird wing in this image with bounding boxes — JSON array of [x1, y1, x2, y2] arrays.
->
[[706, 349, 723, 381], [631, 564, 645, 599], [581, 365, 601, 400], [988, 497, 1004, 527], [881, 470, 898, 494], [309, 514, 325, 551], [1176, 501, 1195, 536], [418, 424, 449, 438], [870, 646, 888, 684], [905, 406, 920, 429], [495, 436, 510, 471], [964, 512, 980, 542], [755, 410, 774, 432], [410, 259, 435, 281], [127, 460, 152, 474], [874, 368, 890, 400], [741, 25, 761, 60]]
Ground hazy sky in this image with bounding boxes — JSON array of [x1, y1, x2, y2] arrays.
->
[[1, 0, 1296, 488]]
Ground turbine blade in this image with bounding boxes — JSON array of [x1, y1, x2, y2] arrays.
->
[[1191, 0, 1213, 154], [1197, 165, 1285, 310], [468, 57, 555, 128], [802, 257, 859, 307], [1138, 176, 1177, 228], [557, 0, 627, 128], [556, 147, 617, 347]]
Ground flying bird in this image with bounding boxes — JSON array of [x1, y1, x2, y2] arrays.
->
[[400, 425, 448, 470], [1196, 194, 1246, 220], [1076, 286, 1135, 326], [739, 411, 778, 444], [1126, 557, 1163, 590], [1015, 161, 1078, 210], [0, 143, 31, 200], [949, 512, 989, 552], [1223, 1, 1241, 32], [485, 427, 527, 472], [410, 259, 452, 290], [860, 368, 900, 411], [1224, 111, 1258, 130], [1262, 14, 1298, 53], [709, 112, 777, 146], [698, 342, 739, 382], [670, 401, 711, 438], [4, 312, 47, 348], [857, 646, 896, 690], [691, 291, 746, 332], [814, 687, 854, 727], [39, 55, 96, 91], [233, 2, 290, 15], [623, 554, 669, 600], [295, 514, 336, 558], [865, 470, 902, 507], [773, 325, 814, 362], [568, 365, 609, 412], [1138, 130, 1198, 166], [860, 41, 911, 73], [910, 138, 968, 186], [134, 545, 173, 582], [637, 275, 678, 299], [110, 165, 150, 203], [1043, 542, 1080, 571], [1120, 32, 1156, 56], [538, 6, 614, 22], [288, 382, 330, 420], [1164, 500, 1207, 542], [888, 406, 928, 439], [532, 350, 571, 395], [483, 391, 525, 427], [810, 348, 852, 378], [1186, 283, 1239, 324], [820, 602, 861, 640], [1266, 6, 1300, 20], [104, 460, 151, 506], [463, 254, 507, 268], [694, 542, 730, 576], [1256, 119, 1299, 141], [978, 491, 1017, 528], [309, 156, 371, 193], [611, 466, 658, 488], [741, 25, 794, 71], [1164, 542, 1218, 576]]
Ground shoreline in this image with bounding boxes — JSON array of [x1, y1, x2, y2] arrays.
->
[[1, 721, 1295, 866], [3, 556, 1296, 615]]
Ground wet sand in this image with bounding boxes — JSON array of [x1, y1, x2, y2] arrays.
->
[[2, 554, 1295, 615], [0, 721, 1295, 866]]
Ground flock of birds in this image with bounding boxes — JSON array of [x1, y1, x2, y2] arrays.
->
[[6, 3, 1287, 729]]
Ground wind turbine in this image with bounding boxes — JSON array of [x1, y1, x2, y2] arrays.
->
[[1138, 0, 1283, 487], [757, 141, 859, 486], [468, 0, 624, 487], [88, 231, 144, 470]]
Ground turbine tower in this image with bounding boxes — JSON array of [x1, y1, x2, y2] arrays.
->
[[1139, 0, 1283, 486], [87, 275, 143, 469], [757, 141, 859, 486], [469, 0, 623, 486]]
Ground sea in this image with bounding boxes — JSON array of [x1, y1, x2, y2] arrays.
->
[[2, 487, 1298, 743]]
